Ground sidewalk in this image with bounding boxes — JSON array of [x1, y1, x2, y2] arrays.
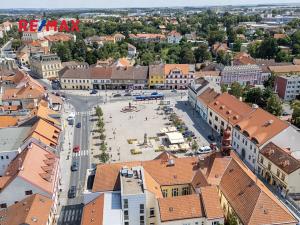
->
[[57, 102, 75, 212]]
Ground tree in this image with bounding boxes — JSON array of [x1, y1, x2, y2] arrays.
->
[[244, 87, 263, 105], [86, 51, 97, 65], [194, 44, 212, 63], [232, 39, 242, 52], [191, 140, 199, 152], [97, 119, 105, 129], [100, 133, 106, 141], [99, 151, 109, 163], [266, 95, 283, 116], [263, 74, 276, 89], [226, 212, 238, 225], [11, 39, 22, 51], [208, 30, 226, 45], [216, 51, 232, 66], [95, 106, 103, 117], [229, 82, 243, 98], [275, 50, 292, 63], [180, 47, 195, 64], [292, 100, 300, 128], [257, 37, 278, 59], [221, 84, 228, 93]]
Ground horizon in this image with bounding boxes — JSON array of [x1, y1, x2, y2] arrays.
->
[[0, 0, 299, 9]]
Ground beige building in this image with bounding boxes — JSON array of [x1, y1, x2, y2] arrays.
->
[[30, 54, 62, 79], [258, 142, 300, 195]]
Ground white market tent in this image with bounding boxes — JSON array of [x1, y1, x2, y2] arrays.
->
[[166, 132, 185, 144]]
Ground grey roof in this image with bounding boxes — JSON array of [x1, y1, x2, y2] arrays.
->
[[0, 127, 31, 152], [111, 66, 148, 80]]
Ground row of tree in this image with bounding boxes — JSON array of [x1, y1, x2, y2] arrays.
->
[[95, 106, 109, 163]]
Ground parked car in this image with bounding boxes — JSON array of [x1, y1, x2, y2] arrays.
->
[[184, 151, 194, 156], [151, 92, 158, 95], [90, 89, 98, 94], [171, 89, 177, 93], [76, 122, 81, 128], [197, 146, 212, 155], [183, 130, 195, 138], [68, 186, 77, 198], [68, 119, 74, 126], [124, 93, 132, 96], [207, 135, 216, 141], [73, 145, 80, 153], [113, 94, 121, 97], [71, 161, 78, 171]]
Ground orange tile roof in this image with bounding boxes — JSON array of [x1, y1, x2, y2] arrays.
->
[[208, 93, 254, 126], [260, 142, 300, 174], [164, 64, 189, 75], [235, 108, 289, 146], [0, 194, 53, 225], [220, 153, 297, 225], [81, 194, 104, 225], [2, 85, 45, 101], [207, 157, 232, 185], [0, 116, 19, 128], [269, 65, 300, 73], [200, 186, 224, 220], [44, 33, 73, 42], [197, 88, 220, 106], [143, 169, 163, 198], [26, 118, 61, 147], [34, 102, 61, 126], [1, 142, 59, 194], [274, 33, 287, 39], [158, 194, 204, 222]]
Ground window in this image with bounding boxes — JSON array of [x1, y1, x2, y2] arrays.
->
[[260, 157, 264, 164], [124, 210, 129, 220], [277, 169, 280, 177], [25, 190, 33, 195], [125, 222, 129, 225], [221, 121, 224, 126], [140, 204, 144, 214], [268, 163, 271, 170], [162, 189, 168, 198], [210, 112, 212, 116], [212, 222, 220, 225], [281, 173, 285, 181], [182, 186, 190, 195], [0, 203, 7, 208], [5, 155, 8, 159], [140, 215, 144, 225], [150, 208, 155, 217], [172, 188, 179, 197], [215, 116, 218, 121], [0, 156, 3, 160], [123, 199, 128, 209]]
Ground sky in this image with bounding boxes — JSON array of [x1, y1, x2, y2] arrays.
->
[[0, 0, 298, 8]]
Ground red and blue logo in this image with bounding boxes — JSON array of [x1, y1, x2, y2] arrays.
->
[[18, 19, 80, 32]]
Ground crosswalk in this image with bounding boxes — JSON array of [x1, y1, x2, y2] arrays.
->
[[75, 111, 94, 116], [73, 150, 89, 157]]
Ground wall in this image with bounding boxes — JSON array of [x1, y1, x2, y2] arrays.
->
[[0, 150, 18, 176], [121, 193, 146, 225], [160, 184, 191, 198], [0, 176, 51, 207]]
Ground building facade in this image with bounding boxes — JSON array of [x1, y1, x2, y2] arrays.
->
[[165, 64, 195, 90], [221, 65, 266, 85], [275, 75, 300, 101], [30, 54, 62, 79]]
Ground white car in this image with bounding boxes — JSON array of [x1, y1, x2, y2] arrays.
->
[[197, 146, 212, 154]]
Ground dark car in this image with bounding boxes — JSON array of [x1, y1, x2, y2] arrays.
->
[[68, 186, 77, 198], [113, 94, 121, 97], [71, 161, 78, 171], [90, 89, 98, 94], [124, 93, 132, 96], [208, 135, 216, 141], [76, 122, 81, 128], [151, 92, 158, 95], [183, 130, 195, 138]]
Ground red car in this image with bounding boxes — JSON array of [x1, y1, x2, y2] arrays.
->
[[73, 145, 80, 153]]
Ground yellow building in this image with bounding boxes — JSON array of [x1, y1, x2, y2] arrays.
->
[[149, 64, 165, 89], [258, 142, 300, 195]]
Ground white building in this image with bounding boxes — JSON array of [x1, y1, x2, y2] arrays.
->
[[232, 108, 300, 172], [167, 31, 182, 44], [0, 127, 31, 176], [0, 142, 60, 215], [275, 75, 300, 101], [22, 29, 57, 42], [187, 77, 209, 108]]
